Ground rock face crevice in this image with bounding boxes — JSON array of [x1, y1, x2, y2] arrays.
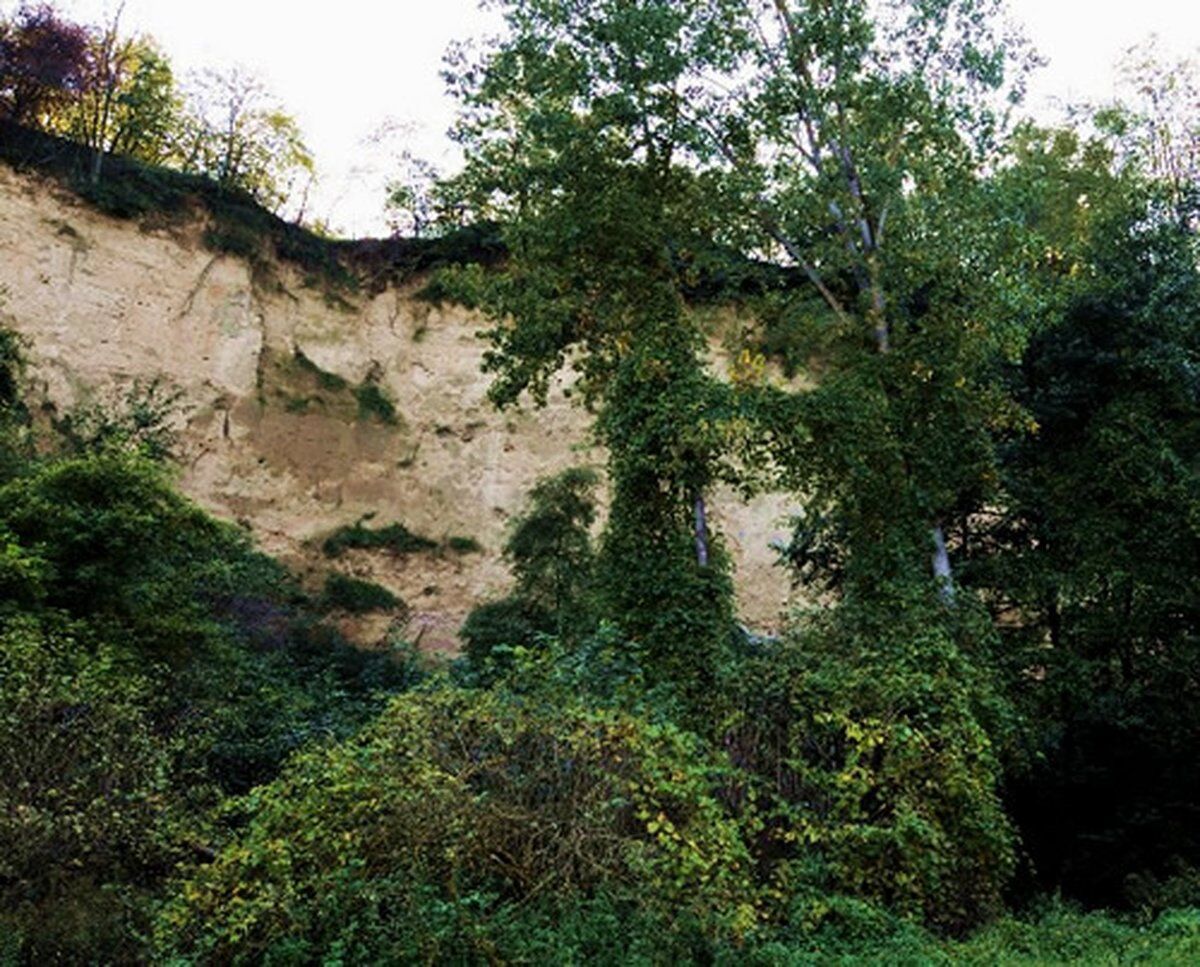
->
[[0, 164, 795, 650]]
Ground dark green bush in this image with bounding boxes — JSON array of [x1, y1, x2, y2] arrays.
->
[[320, 572, 404, 614], [203, 224, 262, 261], [720, 600, 1015, 935], [459, 594, 554, 676], [322, 518, 436, 557], [353, 380, 399, 424], [0, 618, 184, 965]]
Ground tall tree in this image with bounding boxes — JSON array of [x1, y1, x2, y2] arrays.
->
[[456, 1, 1036, 602], [62, 5, 180, 180], [174, 66, 314, 216], [0, 3, 91, 126], [446, 1, 747, 709]]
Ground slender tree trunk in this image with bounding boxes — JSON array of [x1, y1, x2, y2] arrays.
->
[[693, 491, 709, 567], [872, 295, 954, 599], [931, 523, 955, 605]]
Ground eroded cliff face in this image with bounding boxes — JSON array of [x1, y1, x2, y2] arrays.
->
[[0, 164, 796, 650]]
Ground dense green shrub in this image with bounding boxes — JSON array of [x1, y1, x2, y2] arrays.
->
[[721, 600, 1015, 935], [461, 467, 599, 676], [0, 618, 184, 964], [322, 517, 437, 557], [447, 534, 483, 553], [0, 452, 271, 658], [156, 685, 759, 963], [320, 572, 404, 614], [54, 377, 183, 461], [353, 379, 399, 424], [0, 437, 425, 959], [459, 594, 555, 679]]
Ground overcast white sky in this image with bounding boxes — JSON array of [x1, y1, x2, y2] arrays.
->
[[13, 1, 1200, 235]]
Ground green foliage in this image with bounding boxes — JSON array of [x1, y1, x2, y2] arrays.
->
[[722, 600, 1016, 934], [0, 452, 260, 657], [322, 516, 437, 557], [55, 377, 182, 461], [0, 322, 30, 482], [155, 684, 759, 963], [506, 467, 598, 618], [446, 534, 483, 554], [0, 404, 420, 961], [353, 378, 399, 424], [964, 159, 1200, 907], [459, 594, 554, 677], [320, 572, 404, 615], [460, 467, 601, 680], [202, 223, 262, 260], [0, 617, 183, 964]]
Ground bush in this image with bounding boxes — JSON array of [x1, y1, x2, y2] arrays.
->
[[322, 517, 436, 557], [353, 380, 398, 424], [446, 534, 483, 554], [0, 451, 265, 659], [459, 594, 553, 676], [156, 686, 759, 963], [720, 601, 1015, 935], [320, 572, 404, 614], [0, 618, 184, 964]]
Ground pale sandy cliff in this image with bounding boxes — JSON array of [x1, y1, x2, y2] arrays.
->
[[0, 163, 797, 651]]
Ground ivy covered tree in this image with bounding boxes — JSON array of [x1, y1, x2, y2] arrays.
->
[[443, 0, 1041, 919], [445, 3, 751, 713]]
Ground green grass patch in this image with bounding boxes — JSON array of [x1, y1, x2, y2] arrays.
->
[[293, 350, 349, 392], [353, 381, 398, 425], [322, 518, 437, 558]]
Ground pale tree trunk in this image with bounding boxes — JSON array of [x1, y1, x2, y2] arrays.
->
[[931, 523, 955, 605], [693, 492, 709, 568]]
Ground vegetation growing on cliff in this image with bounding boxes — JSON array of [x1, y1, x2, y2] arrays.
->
[[1, 0, 1199, 963]]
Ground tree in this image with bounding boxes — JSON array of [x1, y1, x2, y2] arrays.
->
[[455, 0, 1037, 609], [174, 65, 314, 216], [0, 2, 91, 126], [1091, 38, 1200, 230], [960, 124, 1200, 908], [686, 0, 1036, 602], [447, 0, 1026, 912], [64, 3, 180, 180], [446, 1, 750, 710]]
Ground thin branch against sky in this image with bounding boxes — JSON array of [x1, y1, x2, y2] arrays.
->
[[12, 0, 1200, 235]]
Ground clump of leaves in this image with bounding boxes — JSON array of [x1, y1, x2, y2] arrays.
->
[[321, 516, 436, 558], [55, 377, 183, 461], [461, 467, 599, 675], [353, 379, 398, 425], [320, 573, 403, 615], [720, 597, 1016, 935]]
